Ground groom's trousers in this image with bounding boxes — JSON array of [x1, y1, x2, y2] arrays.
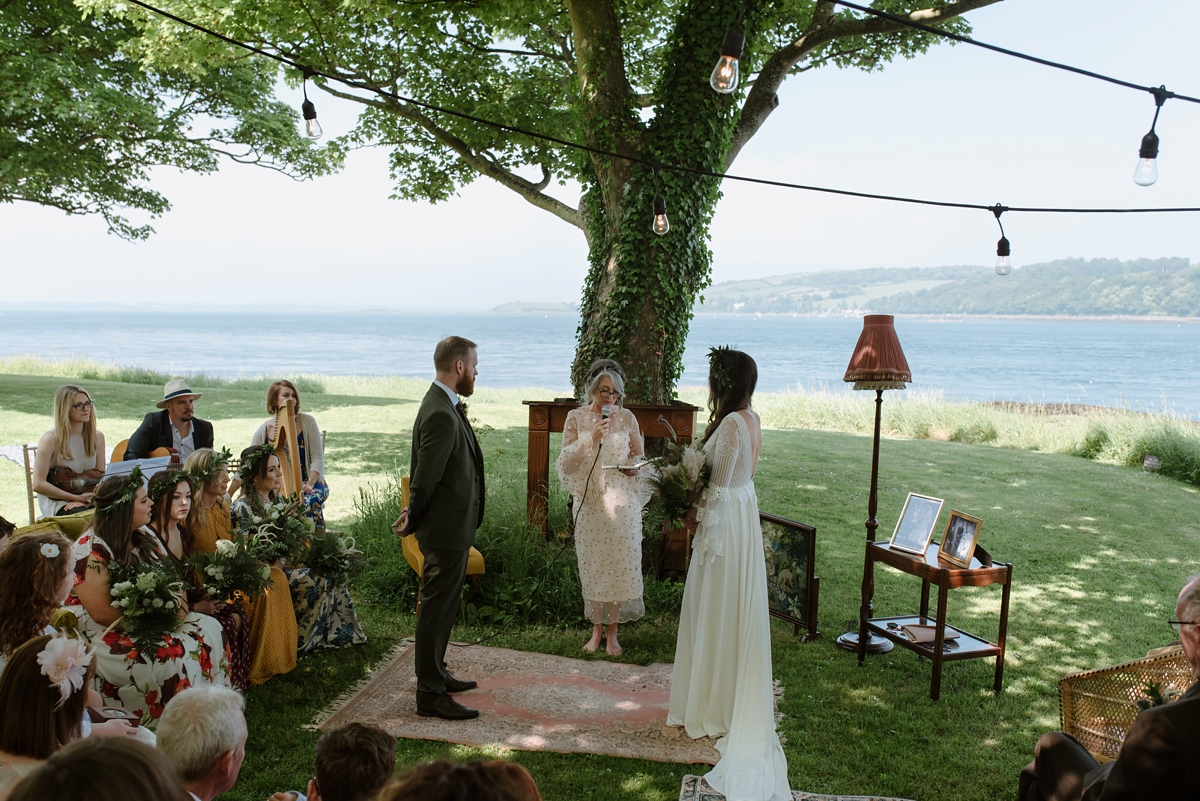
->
[[414, 545, 471, 695]]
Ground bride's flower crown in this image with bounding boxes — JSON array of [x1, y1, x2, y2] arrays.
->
[[37, 632, 93, 705]]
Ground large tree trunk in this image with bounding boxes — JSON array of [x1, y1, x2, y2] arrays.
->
[[571, 0, 749, 403]]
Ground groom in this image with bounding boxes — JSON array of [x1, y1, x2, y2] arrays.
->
[[392, 336, 485, 721]]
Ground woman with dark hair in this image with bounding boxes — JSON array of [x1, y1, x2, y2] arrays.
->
[[67, 473, 231, 727], [230, 446, 297, 684], [378, 759, 542, 801], [6, 737, 189, 801], [555, 358, 649, 656], [0, 634, 97, 794], [234, 445, 364, 661], [148, 470, 250, 691], [666, 348, 789, 801], [250, 380, 329, 527]]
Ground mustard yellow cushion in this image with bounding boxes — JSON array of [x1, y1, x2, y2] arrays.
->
[[401, 535, 485, 577], [13, 509, 95, 541]]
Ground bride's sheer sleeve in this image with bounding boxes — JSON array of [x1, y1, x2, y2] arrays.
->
[[555, 409, 595, 498], [707, 416, 741, 490]]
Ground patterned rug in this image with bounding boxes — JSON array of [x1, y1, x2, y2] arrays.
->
[[679, 775, 913, 801], [315, 642, 720, 764]]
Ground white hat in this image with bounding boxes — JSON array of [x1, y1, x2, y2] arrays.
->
[[157, 379, 202, 409]]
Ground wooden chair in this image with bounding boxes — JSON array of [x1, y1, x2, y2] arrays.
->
[[1058, 644, 1193, 762], [400, 476, 485, 615], [22, 444, 37, 524]]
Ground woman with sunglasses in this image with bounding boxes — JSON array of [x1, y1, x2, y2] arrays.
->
[[555, 359, 650, 657], [32, 386, 106, 518]]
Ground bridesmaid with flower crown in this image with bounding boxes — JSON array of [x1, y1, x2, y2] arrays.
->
[[66, 471, 230, 728]]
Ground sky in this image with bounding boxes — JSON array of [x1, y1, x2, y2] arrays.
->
[[2, 0, 1198, 310]]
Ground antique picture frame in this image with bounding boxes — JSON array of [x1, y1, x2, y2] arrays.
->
[[760, 512, 820, 641], [888, 493, 945, 556], [938, 510, 983, 568]]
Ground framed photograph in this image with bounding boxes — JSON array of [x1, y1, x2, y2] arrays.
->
[[938, 510, 983, 568], [888, 493, 944, 556]]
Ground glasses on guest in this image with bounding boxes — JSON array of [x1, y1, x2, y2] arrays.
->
[[1168, 619, 1198, 632], [72, 400, 94, 411], [597, 388, 621, 399]]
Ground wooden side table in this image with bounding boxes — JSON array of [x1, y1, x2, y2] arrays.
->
[[857, 541, 1012, 702], [522, 400, 699, 535]]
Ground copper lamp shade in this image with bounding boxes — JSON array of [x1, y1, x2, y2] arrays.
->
[[843, 315, 911, 391]]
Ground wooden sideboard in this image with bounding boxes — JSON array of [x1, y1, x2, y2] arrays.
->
[[522, 400, 700, 535]]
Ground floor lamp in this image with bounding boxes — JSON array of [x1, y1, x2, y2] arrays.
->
[[835, 314, 912, 655]]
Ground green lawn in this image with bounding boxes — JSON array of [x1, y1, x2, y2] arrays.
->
[[2, 371, 1197, 801]]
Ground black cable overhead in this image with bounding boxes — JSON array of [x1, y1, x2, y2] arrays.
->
[[123, 0, 1200, 228]]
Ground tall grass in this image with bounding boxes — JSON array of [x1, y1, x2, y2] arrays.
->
[[0, 356, 327, 394]]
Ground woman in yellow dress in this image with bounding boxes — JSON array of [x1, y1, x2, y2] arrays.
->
[[185, 447, 296, 685]]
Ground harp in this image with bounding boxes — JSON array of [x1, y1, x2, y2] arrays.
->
[[271, 399, 304, 499]]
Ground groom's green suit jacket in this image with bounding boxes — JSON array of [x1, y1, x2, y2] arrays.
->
[[407, 383, 485, 552]]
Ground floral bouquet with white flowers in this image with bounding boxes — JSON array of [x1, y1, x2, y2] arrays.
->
[[246, 494, 314, 565], [188, 533, 272, 603], [649, 431, 712, 528], [107, 560, 187, 649], [302, 532, 363, 580]]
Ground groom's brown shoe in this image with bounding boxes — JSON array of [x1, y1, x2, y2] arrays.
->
[[444, 673, 478, 693], [416, 692, 479, 720]]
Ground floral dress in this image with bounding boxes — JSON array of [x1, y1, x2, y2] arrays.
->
[[153, 518, 252, 691], [556, 406, 652, 625], [67, 529, 231, 729], [231, 497, 365, 658]]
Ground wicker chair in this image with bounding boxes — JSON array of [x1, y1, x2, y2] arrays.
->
[[1058, 644, 1194, 762]]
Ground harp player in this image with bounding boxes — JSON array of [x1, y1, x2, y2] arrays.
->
[[250, 380, 328, 528]]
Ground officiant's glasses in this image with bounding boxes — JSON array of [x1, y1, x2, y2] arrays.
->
[[598, 388, 622, 399], [1168, 619, 1198, 632]]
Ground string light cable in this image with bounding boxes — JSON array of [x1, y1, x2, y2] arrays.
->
[[122, 0, 1200, 268]]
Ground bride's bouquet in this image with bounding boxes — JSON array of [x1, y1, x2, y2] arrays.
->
[[108, 560, 187, 649], [649, 435, 711, 528], [245, 495, 315, 565], [188, 533, 273, 602]]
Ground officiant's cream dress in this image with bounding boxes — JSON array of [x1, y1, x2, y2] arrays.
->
[[667, 412, 790, 801], [556, 406, 650, 624]]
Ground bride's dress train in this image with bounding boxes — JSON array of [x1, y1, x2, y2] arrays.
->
[[667, 412, 790, 801]]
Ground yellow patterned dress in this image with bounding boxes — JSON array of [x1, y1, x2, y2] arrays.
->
[[204, 497, 297, 685]]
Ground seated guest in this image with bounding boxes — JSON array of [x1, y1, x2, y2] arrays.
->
[[0, 634, 96, 795], [183, 448, 235, 555], [233, 446, 364, 657], [1019, 572, 1200, 800], [148, 470, 250, 691], [33, 386, 106, 517], [6, 737, 189, 801], [0, 516, 13, 555], [156, 685, 246, 801], [0, 531, 75, 676], [67, 473, 231, 727], [230, 446, 297, 684], [268, 722, 395, 801], [378, 760, 542, 801], [124, 380, 213, 461], [250, 381, 329, 528]]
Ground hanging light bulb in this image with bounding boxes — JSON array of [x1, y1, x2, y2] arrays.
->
[[1133, 86, 1169, 187], [1133, 130, 1158, 186], [652, 195, 670, 235], [709, 20, 745, 94], [301, 76, 322, 139], [995, 236, 1011, 276]]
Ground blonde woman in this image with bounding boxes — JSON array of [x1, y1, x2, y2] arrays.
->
[[33, 386, 106, 518], [183, 448, 235, 555], [250, 381, 328, 527]]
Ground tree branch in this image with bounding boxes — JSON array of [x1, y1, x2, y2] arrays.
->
[[318, 80, 582, 229], [727, 0, 1004, 167]]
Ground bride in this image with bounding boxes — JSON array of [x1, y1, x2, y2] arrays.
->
[[667, 347, 789, 801]]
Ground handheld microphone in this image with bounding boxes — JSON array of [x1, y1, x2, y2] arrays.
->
[[601, 404, 613, 419]]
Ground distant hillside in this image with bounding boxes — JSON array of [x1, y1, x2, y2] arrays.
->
[[490, 301, 577, 314], [699, 258, 1199, 317]]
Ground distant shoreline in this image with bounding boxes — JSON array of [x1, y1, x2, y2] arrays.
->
[[690, 311, 1200, 324]]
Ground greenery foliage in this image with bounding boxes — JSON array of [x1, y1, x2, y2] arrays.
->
[[188, 533, 273, 602], [106, 559, 187, 650], [0, 0, 340, 239]]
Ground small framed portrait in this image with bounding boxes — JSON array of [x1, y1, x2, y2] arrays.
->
[[938, 510, 983, 568], [889, 493, 944, 556]]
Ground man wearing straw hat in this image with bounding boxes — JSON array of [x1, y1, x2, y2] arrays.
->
[[124, 379, 214, 460]]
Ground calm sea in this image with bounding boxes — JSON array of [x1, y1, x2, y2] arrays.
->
[[0, 310, 1196, 416]]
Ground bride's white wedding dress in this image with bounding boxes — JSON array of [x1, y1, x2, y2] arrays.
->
[[667, 411, 789, 801]]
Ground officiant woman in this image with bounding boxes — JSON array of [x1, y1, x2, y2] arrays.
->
[[555, 359, 651, 656]]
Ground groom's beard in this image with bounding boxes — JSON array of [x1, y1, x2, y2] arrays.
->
[[455, 373, 476, 397]]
